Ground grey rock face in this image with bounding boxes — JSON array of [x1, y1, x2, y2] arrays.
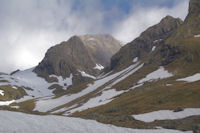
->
[[34, 34, 121, 79], [193, 124, 200, 133], [188, 0, 200, 15]]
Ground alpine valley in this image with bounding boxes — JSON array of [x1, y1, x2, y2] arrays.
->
[[0, 0, 200, 133]]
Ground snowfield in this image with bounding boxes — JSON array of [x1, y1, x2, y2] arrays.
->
[[138, 66, 173, 84], [0, 68, 54, 97], [51, 63, 143, 114], [0, 111, 192, 133], [66, 89, 125, 114], [177, 73, 200, 83], [34, 74, 120, 112], [0, 68, 73, 98], [34, 63, 142, 112], [132, 108, 200, 122], [34, 63, 143, 112]]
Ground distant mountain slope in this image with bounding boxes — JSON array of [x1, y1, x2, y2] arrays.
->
[[0, 34, 122, 107]]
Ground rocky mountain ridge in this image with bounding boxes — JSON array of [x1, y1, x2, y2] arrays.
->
[[110, 15, 183, 71]]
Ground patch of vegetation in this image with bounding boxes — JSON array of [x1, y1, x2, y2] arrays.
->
[[48, 84, 65, 95], [0, 85, 27, 101]]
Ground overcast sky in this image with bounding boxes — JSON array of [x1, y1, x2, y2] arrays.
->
[[0, 0, 189, 73]]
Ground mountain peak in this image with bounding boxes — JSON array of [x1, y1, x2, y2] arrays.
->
[[77, 34, 119, 43], [160, 15, 182, 24], [34, 34, 121, 80]]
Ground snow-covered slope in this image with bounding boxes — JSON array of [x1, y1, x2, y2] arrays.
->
[[65, 89, 125, 114], [0, 111, 192, 133], [34, 62, 143, 112], [0, 68, 73, 98]]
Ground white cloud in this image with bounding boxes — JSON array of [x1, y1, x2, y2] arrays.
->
[[0, 0, 106, 73], [0, 0, 189, 73], [113, 0, 189, 43]]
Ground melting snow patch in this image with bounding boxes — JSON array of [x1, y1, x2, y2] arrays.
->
[[78, 70, 96, 79], [166, 84, 173, 87], [153, 39, 162, 43], [130, 83, 144, 90], [87, 37, 96, 41], [12, 86, 17, 89], [152, 46, 156, 52], [0, 90, 4, 96], [138, 67, 173, 84], [11, 106, 19, 109], [132, 108, 200, 122], [94, 64, 104, 70], [49, 74, 73, 90], [67, 89, 125, 114], [194, 34, 200, 38], [177, 73, 200, 83], [0, 111, 191, 133], [0, 68, 55, 97], [133, 57, 138, 63], [0, 100, 15, 106]]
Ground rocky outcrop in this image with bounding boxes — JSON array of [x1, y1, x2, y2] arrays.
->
[[176, 0, 200, 37], [193, 124, 200, 133], [34, 34, 121, 79], [188, 0, 200, 16]]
